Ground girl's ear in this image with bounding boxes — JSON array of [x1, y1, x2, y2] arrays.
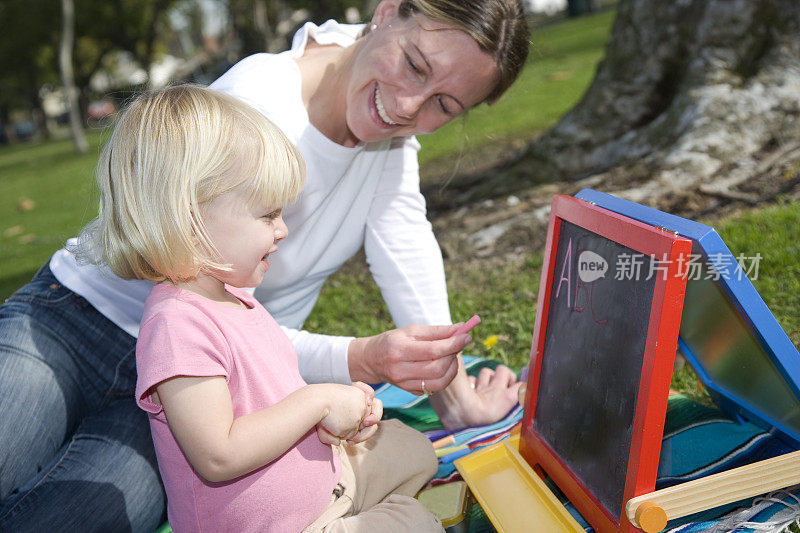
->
[[370, 0, 401, 29]]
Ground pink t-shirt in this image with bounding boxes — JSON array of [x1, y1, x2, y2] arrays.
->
[[136, 283, 341, 532]]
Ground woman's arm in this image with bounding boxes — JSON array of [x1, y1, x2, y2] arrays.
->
[[357, 136, 521, 429], [155, 377, 369, 483]]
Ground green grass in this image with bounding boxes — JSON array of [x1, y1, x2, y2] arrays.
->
[[713, 200, 800, 346], [0, 131, 106, 298], [418, 9, 616, 170]]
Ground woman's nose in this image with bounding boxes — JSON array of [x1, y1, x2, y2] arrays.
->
[[395, 92, 427, 119]]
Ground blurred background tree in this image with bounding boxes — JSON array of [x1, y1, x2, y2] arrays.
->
[[0, 0, 61, 142], [0, 0, 385, 151], [60, 0, 88, 153]]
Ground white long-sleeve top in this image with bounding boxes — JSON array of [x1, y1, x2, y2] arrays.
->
[[50, 20, 452, 384]]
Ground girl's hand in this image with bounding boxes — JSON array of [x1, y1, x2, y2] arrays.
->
[[317, 383, 371, 441], [350, 393, 383, 442], [317, 390, 383, 445]]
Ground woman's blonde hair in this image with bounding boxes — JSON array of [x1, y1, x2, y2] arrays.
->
[[72, 85, 305, 283]]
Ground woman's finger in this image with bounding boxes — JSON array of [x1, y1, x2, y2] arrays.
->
[[394, 355, 460, 395], [388, 325, 473, 363], [395, 353, 459, 389], [404, 323, 465, 341], [407, 334, 473, 362], [420, 356, 460, 392], [490, 365, 518, 388], [475, 367, 496, 389]]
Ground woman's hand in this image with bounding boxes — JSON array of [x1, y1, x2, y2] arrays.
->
[[345, 323, 522, 431], [430, 362, 522, 430], [346, 324, 468, 394]]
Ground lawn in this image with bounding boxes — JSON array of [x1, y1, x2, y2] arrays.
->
[[0, 131, 105, 298]]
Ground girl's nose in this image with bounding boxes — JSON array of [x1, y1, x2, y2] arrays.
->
[[274, 216, 289, 241]]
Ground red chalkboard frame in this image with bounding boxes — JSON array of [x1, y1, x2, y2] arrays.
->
[[519, 195, 692, 533]]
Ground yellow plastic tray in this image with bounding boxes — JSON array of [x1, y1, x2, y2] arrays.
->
[[454, 435, 584, 533]]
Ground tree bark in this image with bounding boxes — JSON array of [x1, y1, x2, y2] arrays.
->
[[60, 0, 88, 154], [466, 0, 800, 206]]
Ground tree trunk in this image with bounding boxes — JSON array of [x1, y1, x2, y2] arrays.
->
[[466, 0, 800, 207], [59, 0, 87, 154]]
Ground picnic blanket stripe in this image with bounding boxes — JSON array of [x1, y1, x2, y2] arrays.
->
[[662, 417, 746, 440], [657, 433, 780, 487]]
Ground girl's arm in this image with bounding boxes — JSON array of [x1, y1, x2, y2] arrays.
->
[[155, 376, 369, 483]]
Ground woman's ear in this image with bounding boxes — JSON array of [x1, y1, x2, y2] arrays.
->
[[370, 0, 401, 29]]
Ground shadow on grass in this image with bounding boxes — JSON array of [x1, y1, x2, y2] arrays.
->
[[1, 268, 39, 302]]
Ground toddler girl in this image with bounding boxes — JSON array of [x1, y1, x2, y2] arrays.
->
[[72, 85, 442, 532]]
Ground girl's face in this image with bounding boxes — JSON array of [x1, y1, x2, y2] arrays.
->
[[200, 189, 288, 289], [342, 2, 500, 145]]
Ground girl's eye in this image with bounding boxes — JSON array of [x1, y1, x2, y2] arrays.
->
[[263, 210, 281, 221]]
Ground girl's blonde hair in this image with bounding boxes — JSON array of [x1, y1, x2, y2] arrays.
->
[[72, 85, 305, 283]]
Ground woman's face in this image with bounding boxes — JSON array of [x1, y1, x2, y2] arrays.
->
[[343, 4, 500, 145]]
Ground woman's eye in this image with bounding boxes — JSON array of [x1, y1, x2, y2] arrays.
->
[[405, 54, 421, 74], [263, 210, 281, 221], [437, 96, 453, 116]]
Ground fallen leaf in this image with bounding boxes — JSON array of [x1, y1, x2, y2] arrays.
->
[[16, 198, 35, 212], [4, 225, 23, 238]]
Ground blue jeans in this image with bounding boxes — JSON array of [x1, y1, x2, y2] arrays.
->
[[0, 263, 165, 532]]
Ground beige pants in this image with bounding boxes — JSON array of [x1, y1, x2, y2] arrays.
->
[[303, 419, 444, 533]]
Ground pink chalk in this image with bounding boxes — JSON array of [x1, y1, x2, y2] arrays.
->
[[454, 315, 481, 336]]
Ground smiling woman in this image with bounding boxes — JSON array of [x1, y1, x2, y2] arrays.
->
[[0, 0, 531, 530]]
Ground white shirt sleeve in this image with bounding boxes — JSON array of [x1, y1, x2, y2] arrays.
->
[[364, 136, 453, 327], [280, 326, 355, 384]]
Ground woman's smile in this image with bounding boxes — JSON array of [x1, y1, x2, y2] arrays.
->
[[373, 84, 401, 126]]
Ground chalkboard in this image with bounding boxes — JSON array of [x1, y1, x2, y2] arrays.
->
[[532, 219, 657, 519], [520, 195, 692, 533]]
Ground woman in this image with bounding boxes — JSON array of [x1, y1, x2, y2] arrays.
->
[[0, 0, 530, 530]]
